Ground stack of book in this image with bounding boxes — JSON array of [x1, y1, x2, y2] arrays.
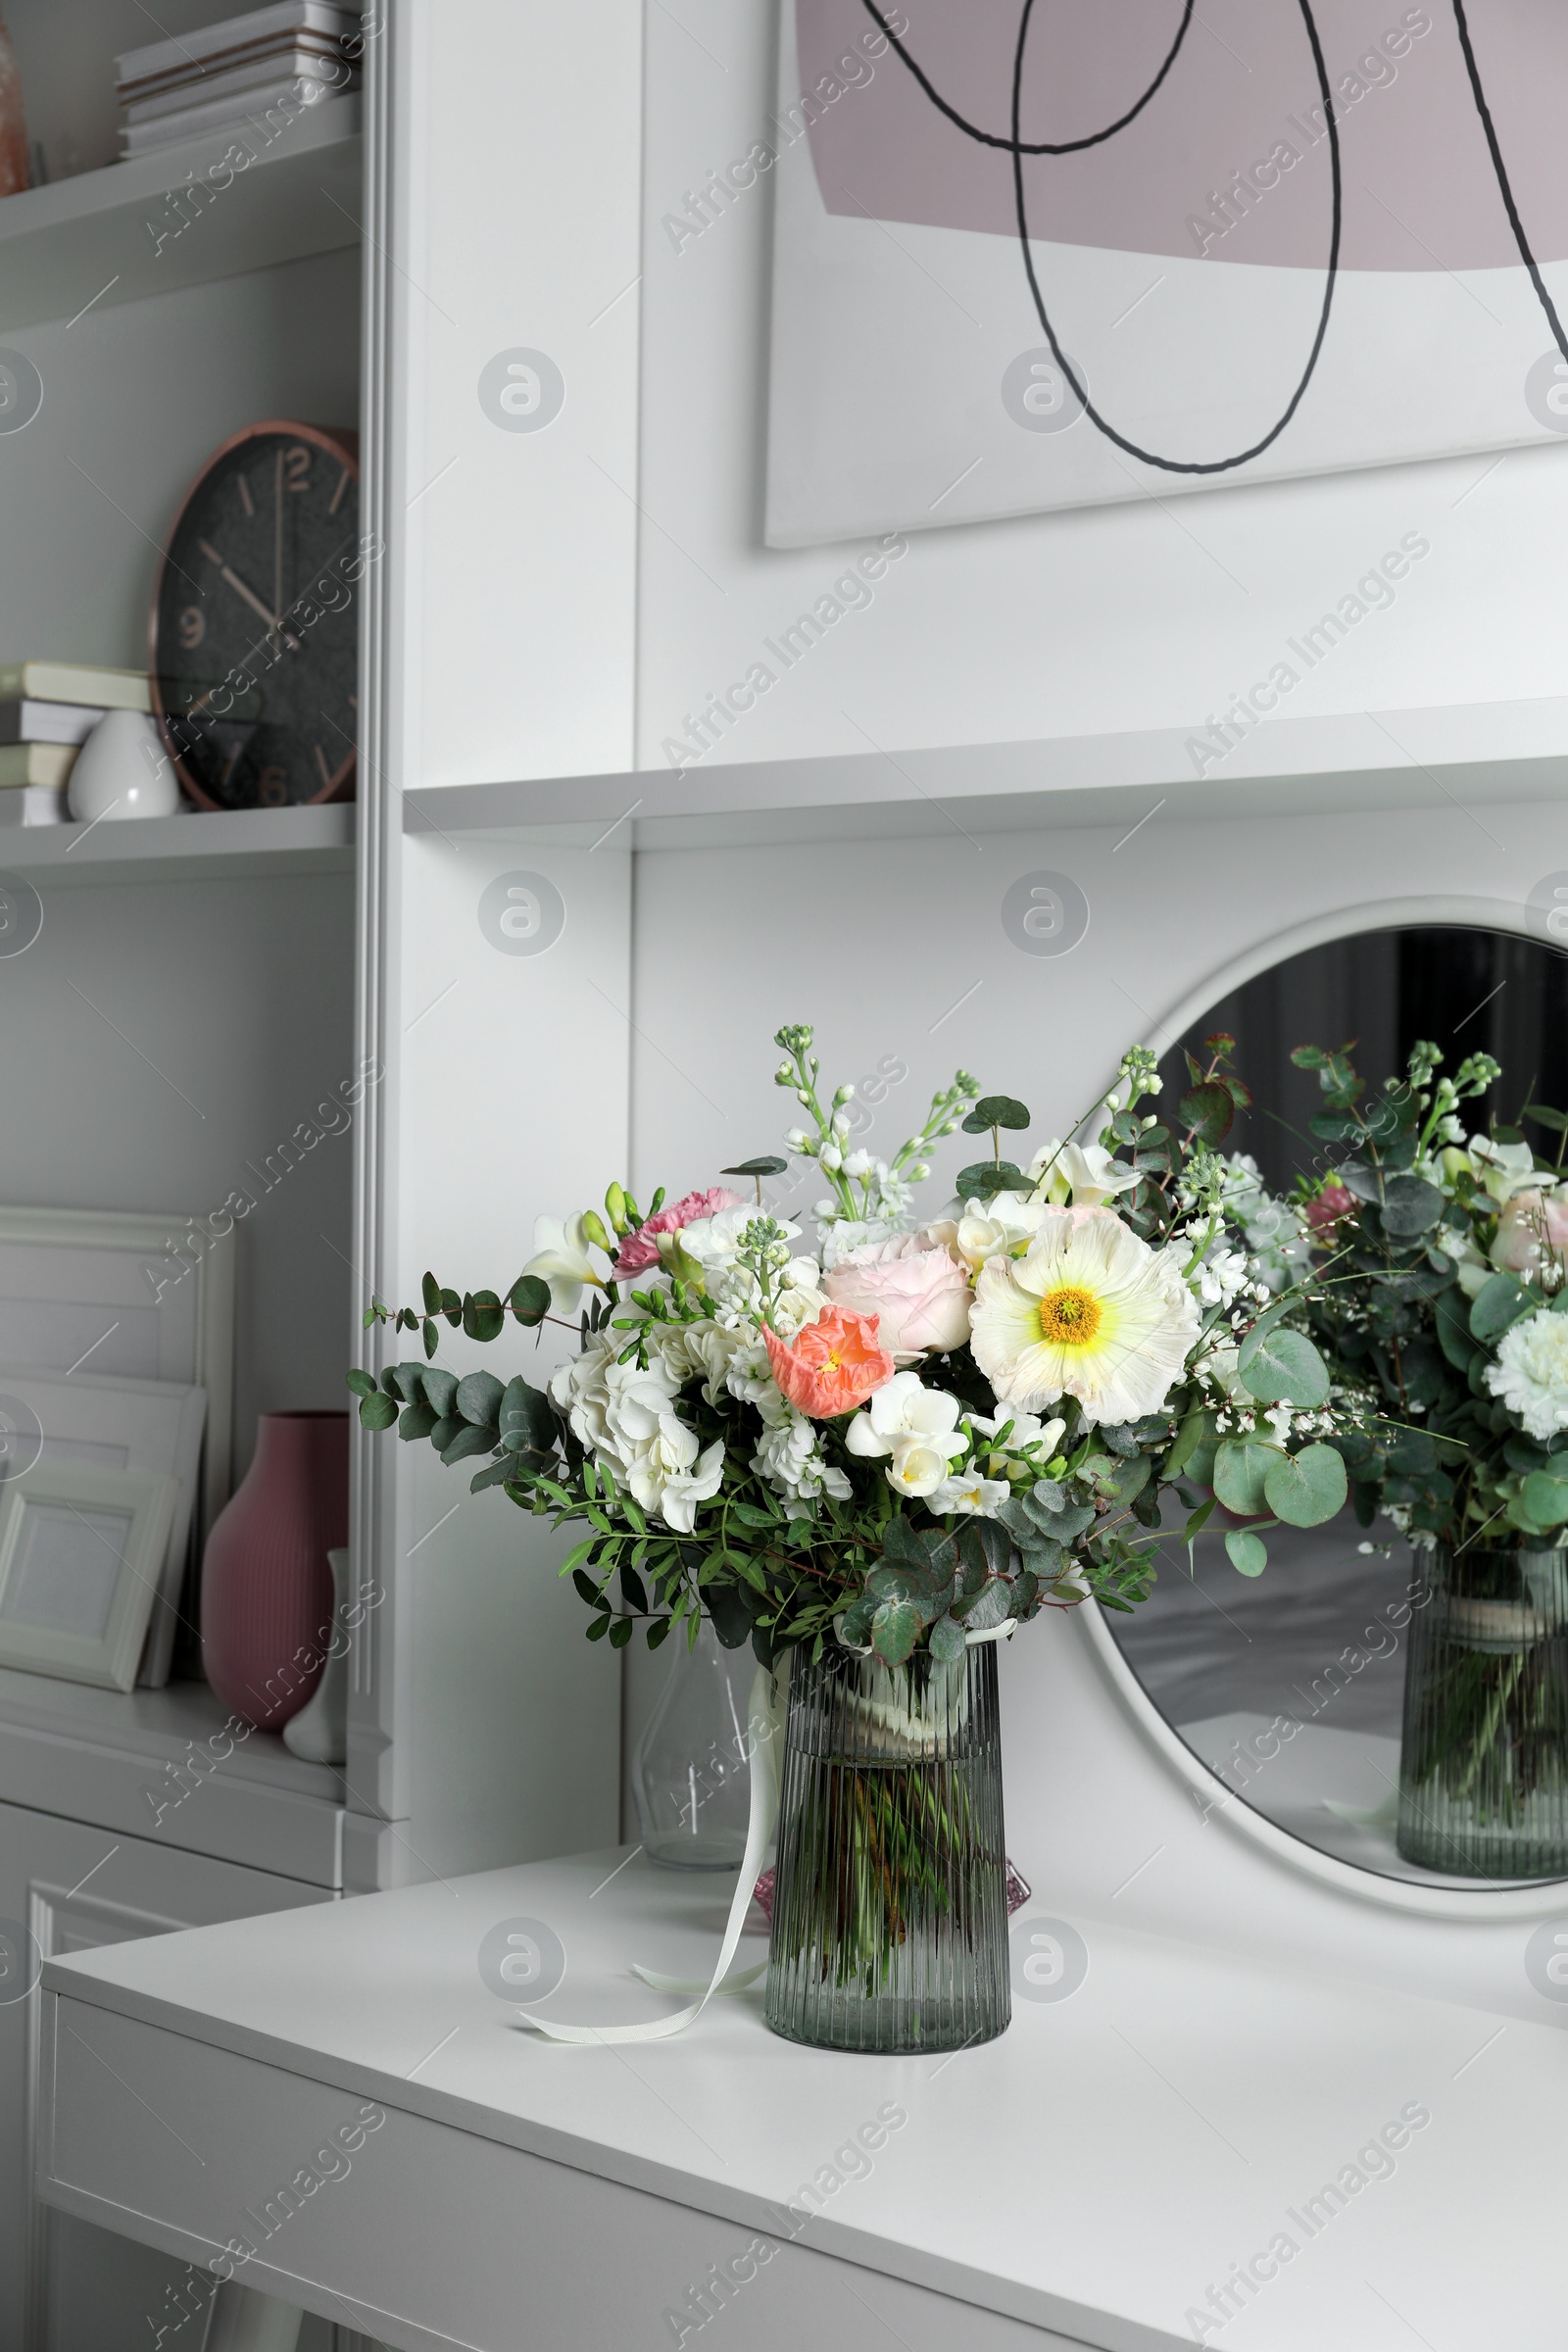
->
[[115, 2, 363, 161], [0, 663, 153, 825]]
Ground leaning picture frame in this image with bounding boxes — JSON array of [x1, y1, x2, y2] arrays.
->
[[0, 1460, 179, 1692], [0, 1369, 207, 1688], [0, 1207, 233, 1550]]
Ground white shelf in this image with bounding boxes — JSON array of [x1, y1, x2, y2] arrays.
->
[[403, 695, 1568, 853], [0, 801, 354, 886], [0, 98, 361, 333]]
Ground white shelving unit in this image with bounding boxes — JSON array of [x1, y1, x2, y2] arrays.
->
[[0, 98, 361, 332], [0, 801, 354, 884]]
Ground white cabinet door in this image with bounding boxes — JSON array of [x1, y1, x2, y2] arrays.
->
[[0, 1796, 339, 2352]]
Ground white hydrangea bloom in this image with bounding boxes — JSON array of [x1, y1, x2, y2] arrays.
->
[[751, 1406, 852, 1506], [1486, 1306, 1568, 1441]]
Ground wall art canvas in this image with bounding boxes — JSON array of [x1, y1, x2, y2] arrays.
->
[[763, 0, 1568, 545]]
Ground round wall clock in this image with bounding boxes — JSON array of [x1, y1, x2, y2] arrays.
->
[[150, 420, 365, 810]]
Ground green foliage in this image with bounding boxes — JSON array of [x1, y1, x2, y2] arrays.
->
[[1225, 1529, 1269, 1577], [1264, 1443, 1348, 1528], [956, 1161, 1026, 1199], [1237, 1318, 1330, 1409], [962, 1096, 1031, 1133]]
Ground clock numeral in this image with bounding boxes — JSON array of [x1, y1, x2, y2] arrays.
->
[[176, 606, 206, 650], [257, 764, 290, 807], [285, 445, 312, 493]]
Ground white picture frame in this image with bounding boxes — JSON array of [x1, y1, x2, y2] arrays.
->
[[0, 1369, 207, 1689], [0, 1207, 233, 1549], [0, 1461, 178, 1692]]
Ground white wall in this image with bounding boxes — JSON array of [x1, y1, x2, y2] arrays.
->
[[635, 0, 1568, 774]]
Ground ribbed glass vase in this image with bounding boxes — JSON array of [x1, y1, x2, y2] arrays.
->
[[1397, 1544, 1568, 1879], [763, 1643, 1010, 2054]]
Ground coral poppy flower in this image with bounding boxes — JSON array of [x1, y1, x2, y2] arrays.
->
[[763, 1305, 895, 1420]]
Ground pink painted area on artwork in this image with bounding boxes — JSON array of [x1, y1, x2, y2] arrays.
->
[[796, 0, 1568, 270]]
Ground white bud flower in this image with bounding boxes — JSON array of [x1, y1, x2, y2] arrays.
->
[[819, 1143, 843, 1172], [832, 1110, 852, 1138], [784, 1127, 809, 1150], [833, 1083, 856, 1106]]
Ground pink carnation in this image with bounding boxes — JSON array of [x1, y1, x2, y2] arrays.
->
[[614, 1187, 745, 1275]]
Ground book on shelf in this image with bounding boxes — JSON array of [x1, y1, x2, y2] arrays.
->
[[0, 700, 112, 748], [0, 784, 68, 827], [0, 743, 79, 790], [0, 662, 150, 712], [116, 4, 363, 100], [124, 47, 356, 124], [120, 74, 356, 159]]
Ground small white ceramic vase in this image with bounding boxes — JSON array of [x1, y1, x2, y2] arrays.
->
[[67, 710, 181, 822], [281, 1545, 350, 1766]]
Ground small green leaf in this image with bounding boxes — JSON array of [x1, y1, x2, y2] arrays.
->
[[956, 1161, 1026, 1200], [1523, 1102, 1568, 1134], [870, 1597, 920, 1666], [423, 1369, 458, 1419], [1165, 1410, 1207, 1480], [927, 1615, 967, 1661], [399, 1400, 438, 1442], [1521, 1471, 1568, 1529], [585, 1613, 612, 1642], [1180, 1081, 1234, 1147], [1435, 1290, 1479, 1372], [422, 1271, 442, 1314], [721, 1156, 788, 1177], [1213, 1437, 1275, 1517], [345, 1367, 378, 1399], [507, 1275, 552, 1328], [441, 1421, 499, 1465], [961, 1095, 1031, 1132], [1225, 1529, 1269, 1577], [1381, 1174, 1445, 1237], [1237, 1325, 1330, 1410], [463, 1289, 505, 1343], [1471, 1272, 1533, 1346], [455, 1370, 505, 1426], [1264, 1443, 1348, 1528], [707, 1583, 755, 1649], [608, 1616, 633, 1649], [571, 1567, 602, 1608], [357, 1392, 398, 1432]]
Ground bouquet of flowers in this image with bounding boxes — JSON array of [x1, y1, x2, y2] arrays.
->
[[1287, 1037, 1568, 1875], [349, 1022, 1346, 1667]]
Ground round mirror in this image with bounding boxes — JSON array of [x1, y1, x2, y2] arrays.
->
[[1102, 923, 1568, 1890]]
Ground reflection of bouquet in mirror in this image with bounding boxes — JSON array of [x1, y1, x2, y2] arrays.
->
[[1287, 1038, 1568, 1876]]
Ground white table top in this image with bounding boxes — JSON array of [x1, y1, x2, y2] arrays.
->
[[44, 1845, 1568, 2352]]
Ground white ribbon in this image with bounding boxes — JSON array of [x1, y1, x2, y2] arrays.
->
[[516, 1660, 787, 2044]]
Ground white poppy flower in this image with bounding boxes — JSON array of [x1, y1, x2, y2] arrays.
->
[[970, 1208, 1200, 1424]]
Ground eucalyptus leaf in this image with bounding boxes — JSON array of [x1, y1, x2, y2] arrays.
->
[[1237, 1324, 1330, 1409], [962, 1096, 1031, 1132], [399, 1400, 438, 1443], [722, 1156, 788, 1177], [956, 1161, 1027, 1200], [1213, 1437, 1275, 1517], [507, 1275, 552, 1329], [463, 1289, 506, 1343], [870, 1597, 920, 1666], [927, 1614, 968, 1661], [1263, 1443, 1348, 1528], [357, 1392, 398, 1433], [441, 1421, 500, 1466], [1470, 1272, 1533, 1346], [1521, 1471, 1568, 1530], [345, 1367, 377, 1399], [1179, 1081, 1234, 1147], [422, 1369, 458, 1419], [1380, 1175, 1445, 1237], [456, 1370, 505, 1427], [1225, 1529, 1270, 1577]]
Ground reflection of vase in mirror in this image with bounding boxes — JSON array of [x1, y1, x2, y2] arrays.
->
[[0, 20, 30, 196], [1397, 1545, 1568, 1879], [632, 1622, 754, 1869]]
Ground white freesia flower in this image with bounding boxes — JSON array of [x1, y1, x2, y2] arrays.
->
[[950, 1192, 1050, 1270], [970, 1208, 1200, 1424], [1467, 1135, 1539, 1205], [930, 1469, 1011, 1518], [1028, 1139, 1142, 1208], [969, 1407, 1066, 1459], [522, 1211, 601, 1312], [1486, 1306, 1568, 1440], [844, 1369, 967, 1497]]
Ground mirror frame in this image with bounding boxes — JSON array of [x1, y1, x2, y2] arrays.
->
[[1081, 887, 1568, 1923]]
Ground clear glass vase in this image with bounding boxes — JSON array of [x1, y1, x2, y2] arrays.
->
[[631, 1620, 754, 1870], [763, 1642, 1010, 2053], [1397, 1544, 1568, 1879]]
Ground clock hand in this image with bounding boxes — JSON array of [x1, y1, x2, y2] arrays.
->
[[198, 540, 300, 647], [273, 448, 283, 629]]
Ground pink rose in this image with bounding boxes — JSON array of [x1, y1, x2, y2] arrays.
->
[[614, 1187, 745, 1275], [822, 1233, 974, 1356], [1492, 1189, 1568, 1276]]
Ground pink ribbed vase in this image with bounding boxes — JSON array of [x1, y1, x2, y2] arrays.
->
[[201, 1411, 348, 1730]]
